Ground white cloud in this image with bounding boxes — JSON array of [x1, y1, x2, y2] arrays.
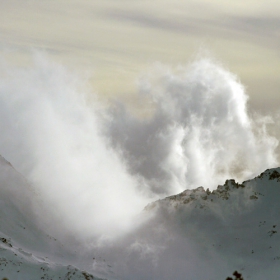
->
[[107, 58, 278, 195], [0, 53, 150, 240]]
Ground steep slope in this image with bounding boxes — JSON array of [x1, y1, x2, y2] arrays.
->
[[1, 151, 280, 280], [0, 155, 104, 280], [144, 168, 280, 279], [76, 168, 280, 280]]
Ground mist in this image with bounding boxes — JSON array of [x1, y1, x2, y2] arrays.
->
[[0, 53, 278, 245], [108, 58, 278, 195], [0, 54, 151, 240]]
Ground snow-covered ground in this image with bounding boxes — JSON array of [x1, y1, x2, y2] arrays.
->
[[144, 168, 280, 279], [1, 154, 280, 279], [0, 155, 104, 280]]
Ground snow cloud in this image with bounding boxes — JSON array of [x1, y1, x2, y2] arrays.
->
[[0, 53, 150, 240], [0, 52, 278, 244], [108, 58, 278, 195]]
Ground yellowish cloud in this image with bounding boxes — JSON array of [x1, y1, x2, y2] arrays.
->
[[0, 0, 279, 114]]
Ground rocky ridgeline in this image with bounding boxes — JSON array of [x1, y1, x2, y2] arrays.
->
[[144, 167, 280, 280], [145, 167, 280, 212], [145, 179, 246, 211]]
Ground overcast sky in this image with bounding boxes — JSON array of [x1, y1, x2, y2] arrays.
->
[[0, 0, 280, 114]]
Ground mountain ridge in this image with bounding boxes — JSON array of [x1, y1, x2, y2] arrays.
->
[[146, 167, 280, 210], [142, 167, 280, 280], [1, 154, 280, 279]]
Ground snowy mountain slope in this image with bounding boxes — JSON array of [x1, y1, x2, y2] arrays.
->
[[0, 240, 97, 280], [144, 168, 280, 279], [1, 150, 280, 280], [73, 168, 280, 280], [0, 155, 104, 280]]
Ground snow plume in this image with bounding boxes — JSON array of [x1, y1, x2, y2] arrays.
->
[[0, 53, 278, 242], [0, 54, 150, 240], [108, 58, 278, 195]]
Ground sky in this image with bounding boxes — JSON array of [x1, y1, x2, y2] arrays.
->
[[0, 0, 280, 114]]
